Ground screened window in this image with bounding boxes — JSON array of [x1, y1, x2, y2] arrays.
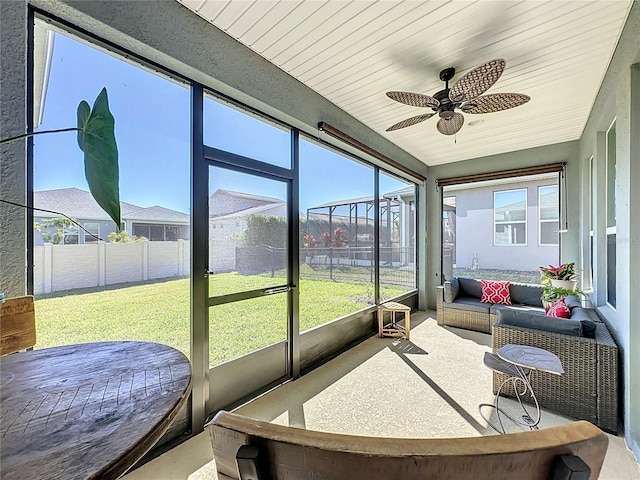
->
[[379, 172, 416, 301], [299, 138, 375, 332], [538, 185, 558, 246], [204, 96, 290, 168], [606, 121, 616, 308], [32, 21, 191, 363], [494, 189, 527, 245], [83, 222, 99, 243]]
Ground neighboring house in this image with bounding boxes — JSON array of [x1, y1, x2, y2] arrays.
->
[[209, 189, 284, 218], [209, 189, 286, 240], [34, 188, 190, 245], [443, 175, 559, 272]]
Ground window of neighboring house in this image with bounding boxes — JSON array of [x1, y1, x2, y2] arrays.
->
[[84, 222, 99, 243], [494, 189, 527, 245], [606, 121, 616, 308], [165, 226, 177, 241], [63, 226, 79, 244], [538, 185, 559, 246]]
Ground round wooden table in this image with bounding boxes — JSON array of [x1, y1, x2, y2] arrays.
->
[[0, 341, 192, 480]]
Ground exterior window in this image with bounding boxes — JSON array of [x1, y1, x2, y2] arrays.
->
[[538, 185, 559, 246], [84, 222, 99, 243], [494, 189, 527, 245], [63, 226, 79, 244]]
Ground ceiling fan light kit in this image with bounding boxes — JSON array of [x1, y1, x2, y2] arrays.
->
[[386, 58, 530, 136]]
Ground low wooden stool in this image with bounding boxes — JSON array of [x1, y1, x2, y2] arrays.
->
[[378, 302, 411, 340]]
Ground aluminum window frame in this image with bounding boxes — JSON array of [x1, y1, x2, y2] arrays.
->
[[538, 185, 559, 246], [493, 188, 528, 247]]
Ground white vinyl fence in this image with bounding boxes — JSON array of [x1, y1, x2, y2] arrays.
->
[[33, 240, 189, 295]]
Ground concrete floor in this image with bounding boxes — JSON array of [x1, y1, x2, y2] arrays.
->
[[124, 312, 640, 480]]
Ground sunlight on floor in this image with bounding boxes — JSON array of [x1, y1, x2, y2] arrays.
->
[[124, 312, 640, 480]]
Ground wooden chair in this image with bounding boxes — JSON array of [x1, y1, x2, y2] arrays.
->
[[207, 411, 608, 480], [1, 295, 36, 355]]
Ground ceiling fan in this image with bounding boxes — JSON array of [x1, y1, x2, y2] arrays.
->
[[385, 58, 530, 136]]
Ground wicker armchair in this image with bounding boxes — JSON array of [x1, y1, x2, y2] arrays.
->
[[492, 320, 619, 433]]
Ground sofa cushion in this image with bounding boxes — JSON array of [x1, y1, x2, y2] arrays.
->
[[547, 299, 571, 318], [509, 282, 544, 307], [480, 280, 511, 305], [445, 296, 491, 314], [564, 295, 582, 310], [570, 307, 597, 339], [458, 277, 482, 299], [496, 308, 583, 337], [490, 304, 545, 315], [444, 278, 460, 303]]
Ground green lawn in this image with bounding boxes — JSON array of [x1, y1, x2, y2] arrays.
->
[[34, 273, 405, 365]]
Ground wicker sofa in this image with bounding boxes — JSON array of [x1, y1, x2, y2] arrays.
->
[[436, 277, 545, 333], [436, 277, 619, 432]]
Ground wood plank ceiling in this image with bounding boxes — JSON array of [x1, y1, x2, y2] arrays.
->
[[177, 0, 632, 166]]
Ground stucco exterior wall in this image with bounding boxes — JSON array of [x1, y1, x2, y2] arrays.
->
[[0, 0, 28, 297], [576, 1, 640, 460], [448, 177, 559, 272]]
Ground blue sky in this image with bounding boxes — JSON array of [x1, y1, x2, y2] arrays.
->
[[35, 31, 411, 214]]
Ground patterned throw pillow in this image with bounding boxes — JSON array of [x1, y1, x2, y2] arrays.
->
[[480, 280, 511, 305], [547, 298, 571, 318]]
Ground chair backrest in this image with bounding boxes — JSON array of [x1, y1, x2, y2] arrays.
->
[[1, 295, 36, 355], [207, 411, 608, 480]]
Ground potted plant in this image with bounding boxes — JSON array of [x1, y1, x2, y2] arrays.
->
[[539, 262, 578, 290], [541, 284, 586, 311]]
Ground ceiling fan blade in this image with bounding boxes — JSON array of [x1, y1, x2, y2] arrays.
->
[[449, 58, 506, 103], [436, 112, 464, 136], [386, 91, 440, 108], [386, 113, 435, 131], [461, 93, 530, 114]]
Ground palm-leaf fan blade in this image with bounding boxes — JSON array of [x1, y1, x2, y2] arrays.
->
[[386, 91, 440, 108], [386, 113, 435, 132], [436, 112, 464, 135], [461, 93, 530, 114], [449, 58, 506, 103]]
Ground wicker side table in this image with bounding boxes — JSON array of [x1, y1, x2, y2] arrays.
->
[[378, 302, 411, 340]]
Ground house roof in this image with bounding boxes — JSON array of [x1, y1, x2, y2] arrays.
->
[[34, 188, 189, 223], [211, 202, 287, 221], [210, 189, 282, 205], [178, 0, 633, 167]]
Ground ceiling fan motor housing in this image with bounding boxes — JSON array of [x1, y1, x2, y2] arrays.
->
[[433, 89, 458, 118]]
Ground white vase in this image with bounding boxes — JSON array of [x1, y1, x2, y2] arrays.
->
[[550, 279, 577, 290], [542, 299, 554, 311]]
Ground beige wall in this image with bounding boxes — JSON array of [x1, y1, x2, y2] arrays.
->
[[33, 241, 189, 294]]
